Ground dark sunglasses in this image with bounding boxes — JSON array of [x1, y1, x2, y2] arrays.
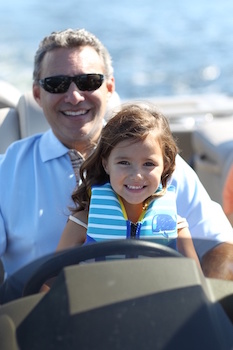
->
[[38, 73, 105, 93]]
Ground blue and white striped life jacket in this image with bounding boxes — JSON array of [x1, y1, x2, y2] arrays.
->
[[86, 182, 178, 248]]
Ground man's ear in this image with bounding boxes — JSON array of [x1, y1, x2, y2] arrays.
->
[[102, 158, 109, 174], [33, 83, 43, 108], [106, 76, 115, 96]]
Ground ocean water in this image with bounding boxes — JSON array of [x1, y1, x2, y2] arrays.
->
[[1, 0, 233, 99]]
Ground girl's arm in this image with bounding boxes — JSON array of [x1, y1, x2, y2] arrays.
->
[[177, 216, 202, 271], [56, 210, 88, 251]]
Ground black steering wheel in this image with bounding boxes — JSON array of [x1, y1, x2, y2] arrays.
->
[[23, 239, 182, 296]]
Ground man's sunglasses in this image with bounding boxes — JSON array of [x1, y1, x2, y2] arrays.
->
[[38, 73, 105, 93]]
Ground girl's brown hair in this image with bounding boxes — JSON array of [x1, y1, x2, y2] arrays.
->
[[71, 102, 178, 213]]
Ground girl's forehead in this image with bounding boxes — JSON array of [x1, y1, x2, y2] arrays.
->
[[114, 132, 159, 148], [110, 135, 162, 156]]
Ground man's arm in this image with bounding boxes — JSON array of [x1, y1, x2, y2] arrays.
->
[[201, 242, 233, 280]]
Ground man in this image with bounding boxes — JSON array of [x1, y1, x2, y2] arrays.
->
[[0, 28, 232, 280]]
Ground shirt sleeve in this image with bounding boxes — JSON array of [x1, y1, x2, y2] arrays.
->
[[222, 165, 233, 214], [0, 210, 7, 257], [170, 155, 233, 259], [177, 215, 189, 230]]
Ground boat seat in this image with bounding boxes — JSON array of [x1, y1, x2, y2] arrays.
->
[[17, 92, 50, 139], [0, 108, 20, 154], [191, 116, 233, 205], [0, 81, 21, 109]]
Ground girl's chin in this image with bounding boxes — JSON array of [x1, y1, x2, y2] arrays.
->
[[121, 196, 146, 206]]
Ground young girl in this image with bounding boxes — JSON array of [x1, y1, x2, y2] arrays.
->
[[57, 102, 201, 268]]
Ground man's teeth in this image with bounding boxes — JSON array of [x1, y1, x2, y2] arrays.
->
[[127, 185, 143, 189], [64, 110, 86, 116]]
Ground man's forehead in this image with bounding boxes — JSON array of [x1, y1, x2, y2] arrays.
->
[[40, 46, 105, 77]]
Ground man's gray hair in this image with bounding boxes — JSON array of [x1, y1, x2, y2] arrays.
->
[[33, 28, 113, 82]]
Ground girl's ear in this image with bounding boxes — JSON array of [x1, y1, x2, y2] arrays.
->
[[102, 158, 109, 174]]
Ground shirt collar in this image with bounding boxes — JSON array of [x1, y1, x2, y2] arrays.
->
[[39, 129, 69, 162]]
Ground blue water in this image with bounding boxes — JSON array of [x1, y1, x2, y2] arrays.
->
[[1, 0, 233, 99]]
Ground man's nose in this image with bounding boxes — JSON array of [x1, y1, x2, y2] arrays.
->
[[64, 82, 85, 104]]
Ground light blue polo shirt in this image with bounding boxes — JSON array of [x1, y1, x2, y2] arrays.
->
[[0, 129, 76, 277]]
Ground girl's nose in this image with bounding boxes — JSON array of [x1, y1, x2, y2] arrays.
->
[[130, 167, 143, 180]]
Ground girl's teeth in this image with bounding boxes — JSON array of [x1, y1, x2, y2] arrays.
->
[[127, 185, 143, 189]]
